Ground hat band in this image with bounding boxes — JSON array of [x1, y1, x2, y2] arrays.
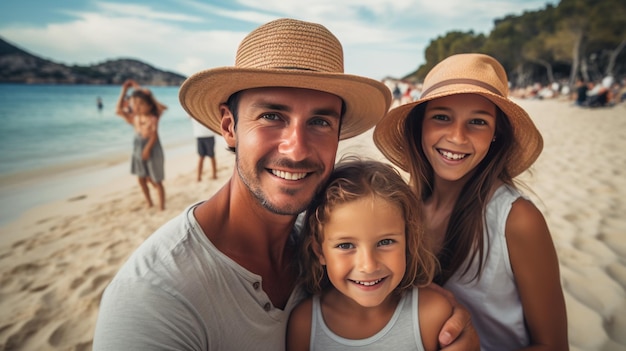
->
[[276, 66, 317, 71], [420, 78, 504, 98]]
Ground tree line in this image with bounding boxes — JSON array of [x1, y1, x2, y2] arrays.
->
[[406, 0, 626, 89]]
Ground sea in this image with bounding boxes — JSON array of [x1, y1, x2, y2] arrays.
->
[[0, 84, 198, 227]]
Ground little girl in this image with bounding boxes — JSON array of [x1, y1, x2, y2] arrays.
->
[[374, 53, 568, 350], [287, 157, 451, 351], [116, 79, 167, 210]]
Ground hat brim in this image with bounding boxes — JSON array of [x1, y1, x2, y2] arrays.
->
[[179, 67, 392, 140], [374, 88, 543, 178]]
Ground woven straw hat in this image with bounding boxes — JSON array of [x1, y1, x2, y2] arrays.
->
[[179, 18, 391, 140], [374, 53, 543, 177]]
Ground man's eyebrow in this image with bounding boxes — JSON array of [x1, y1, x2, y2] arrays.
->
[[251, 103, 341, 119], [252, 102, 291, 112], [312, 108, 341, 119]]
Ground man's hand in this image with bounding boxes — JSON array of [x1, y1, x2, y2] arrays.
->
[[426, 284, 480, 350]]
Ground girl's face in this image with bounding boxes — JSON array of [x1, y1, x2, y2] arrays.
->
[[130, 97, 150, 115], [421, 93, 497, 183], [317, 195, 406, 308]]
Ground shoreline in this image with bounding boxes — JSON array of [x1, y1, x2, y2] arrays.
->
[[0, 98, 625, 350], [0, 138, 198, 228]]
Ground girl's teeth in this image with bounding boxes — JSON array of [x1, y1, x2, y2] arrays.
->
[[355, 279, 382, 286], [441, 151, 466, 160]]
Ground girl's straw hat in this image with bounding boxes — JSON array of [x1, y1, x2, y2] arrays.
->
[[374, 53, 543, 177], [179, 18, 391, 140]]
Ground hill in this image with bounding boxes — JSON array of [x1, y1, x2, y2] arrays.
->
[[0, 37, 186, 86]]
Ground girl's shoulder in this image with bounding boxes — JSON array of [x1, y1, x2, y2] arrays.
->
[[417, 287, 453, 351], [417, 286, 453, 318], [507, 197, 546, 237], [286, 296, 313, 349], [293, 295, 314, 311]]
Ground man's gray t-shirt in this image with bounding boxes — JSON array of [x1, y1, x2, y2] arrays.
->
[[93, 203, 305, 350]]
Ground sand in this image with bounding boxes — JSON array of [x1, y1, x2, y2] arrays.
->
[[0, 98, 625, 350]]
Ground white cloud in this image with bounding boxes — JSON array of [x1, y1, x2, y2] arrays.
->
[[1, 7, 244, 76], [176, 0, 277, 24], [0, 0, 557, 79], [91, 1, 204, 22]]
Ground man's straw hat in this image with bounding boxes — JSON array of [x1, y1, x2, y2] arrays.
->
[[374, 53, 543, 177], [179, 18, 391, 140]]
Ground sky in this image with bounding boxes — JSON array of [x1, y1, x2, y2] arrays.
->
[[0, 0, 558, 80]]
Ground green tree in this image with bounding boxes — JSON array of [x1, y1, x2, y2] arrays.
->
[[401, 0, 625, 87], [585, 0, 626, 77], [408, 31, 485, 81]]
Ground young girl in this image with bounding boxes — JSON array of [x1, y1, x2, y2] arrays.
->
[[373, 53, 568, 350], [116, 79, 167, 210], [286, 157, 452, 351]]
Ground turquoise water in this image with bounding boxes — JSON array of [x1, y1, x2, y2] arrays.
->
[[0, 84, 192, 175], [0, 84, 197, 226]]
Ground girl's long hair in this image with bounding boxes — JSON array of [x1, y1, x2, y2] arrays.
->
[[404, 101, 516, 285], [297, 156, 438, 295], [131, 89, 161, 118]]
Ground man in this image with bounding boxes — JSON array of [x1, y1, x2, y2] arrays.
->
[[93, 18, 477, 350], [191, 117, 218, 181]]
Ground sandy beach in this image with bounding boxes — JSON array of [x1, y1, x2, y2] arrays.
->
[[0, 98, 625, 350]]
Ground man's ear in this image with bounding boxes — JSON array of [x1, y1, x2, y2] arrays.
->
[[220, 104, 236, 148]]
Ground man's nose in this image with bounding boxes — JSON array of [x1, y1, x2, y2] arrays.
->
[[278, 123, 311, 161]]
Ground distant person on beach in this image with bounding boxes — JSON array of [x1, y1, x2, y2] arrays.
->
[[374, 53, 568, 350], [96, 96, 103, 111], [287, 157, 450, 350], [190, 117, 217, 181], [93, 18, 478, 350], [586, 81, 608, 108], [618, 78, 626, 103], [114, 79, 167, 211], [574, 79, 589, 106], [392, 83, 402, 106]]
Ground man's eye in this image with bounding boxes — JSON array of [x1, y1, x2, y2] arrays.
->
[[261, 113, 280, 121], [310, 118, 331, 127]]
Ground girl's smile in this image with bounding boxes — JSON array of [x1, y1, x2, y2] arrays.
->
[[318, 195, 406, 308], [422, 93, 497, 183]]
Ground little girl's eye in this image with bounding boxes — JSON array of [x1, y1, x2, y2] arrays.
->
[[378, 239, 394, 246], [337, 243, 354, 250]]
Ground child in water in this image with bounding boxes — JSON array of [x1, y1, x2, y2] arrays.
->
[[287, 157, 451, 351]]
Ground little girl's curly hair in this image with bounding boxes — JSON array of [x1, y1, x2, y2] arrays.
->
[[297, 156, 438, 295]]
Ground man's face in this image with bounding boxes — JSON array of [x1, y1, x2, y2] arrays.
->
[[227, 87, 342, 215]]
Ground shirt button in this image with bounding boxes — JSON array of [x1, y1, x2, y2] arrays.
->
[[253, 282, 260, 290], [263, 303, 271, 311]]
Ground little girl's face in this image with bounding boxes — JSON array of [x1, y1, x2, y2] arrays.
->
[[130, 97, 150, 115], [318, 195, 406, 308], [421, 93, 497, 183]]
